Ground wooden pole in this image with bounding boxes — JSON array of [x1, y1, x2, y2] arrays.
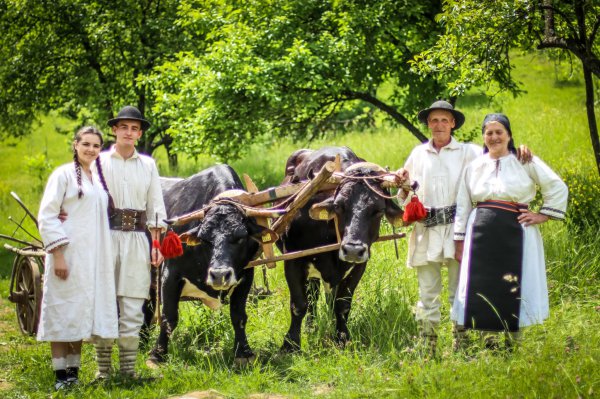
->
[[270, 161, 336, 235], [245, 232, 406, 268]]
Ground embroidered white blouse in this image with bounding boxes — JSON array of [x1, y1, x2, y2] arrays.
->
[[37, 163, 118, 341], [454, 154, 568, 240]]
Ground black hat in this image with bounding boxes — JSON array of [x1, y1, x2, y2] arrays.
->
[[417, 100, 465, 130], [107, 106, 151, 130]]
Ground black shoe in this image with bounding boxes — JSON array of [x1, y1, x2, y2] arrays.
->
[[54, 379, 69, 391]]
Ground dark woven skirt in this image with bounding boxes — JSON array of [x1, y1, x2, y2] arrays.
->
[[463, 202, 525, 332]]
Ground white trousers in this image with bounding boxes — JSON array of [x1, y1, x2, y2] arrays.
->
[[117, 296, 146, 338], [415, 259, 460, 334]]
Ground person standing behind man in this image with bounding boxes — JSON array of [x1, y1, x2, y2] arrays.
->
[[94, 105, 167, 378], [396, 100, 479, 353]]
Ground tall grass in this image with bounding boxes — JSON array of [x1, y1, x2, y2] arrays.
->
[[0, 53, 598, 398]]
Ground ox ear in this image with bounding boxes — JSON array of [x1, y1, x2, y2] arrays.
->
[[309, 198, 335, 221], [248, 224, 279, 245], [384, 199, 404, 228], [179, 225, 203, 246]]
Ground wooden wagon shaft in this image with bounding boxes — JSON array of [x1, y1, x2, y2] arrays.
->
[[243, 174, 276, 269], [270, 160, 336, 235], [327, 173, 413, 190], [3, 243, 46, 257], [0, 234, 43, 249], [246, 232, 406, 268]]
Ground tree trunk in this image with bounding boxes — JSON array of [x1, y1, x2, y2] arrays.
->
[[583, 66, 600, 176], [168, 152, 178, 171]]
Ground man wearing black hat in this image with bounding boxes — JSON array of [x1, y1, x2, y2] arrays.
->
[[397, 100, 480, 354], [94, 105, 167, 378]]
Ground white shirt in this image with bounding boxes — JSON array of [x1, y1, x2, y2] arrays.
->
[[403, 138, 480, 267], [99, 147, 167, 298]]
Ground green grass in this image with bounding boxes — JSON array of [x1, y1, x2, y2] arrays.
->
[[0, 52, 599, 398]]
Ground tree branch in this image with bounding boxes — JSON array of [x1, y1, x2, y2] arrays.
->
[[342, 90, 427, 142]]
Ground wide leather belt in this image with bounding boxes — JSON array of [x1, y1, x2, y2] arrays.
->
[[423, 204, 456, 227], [109, 208, 147, 232]]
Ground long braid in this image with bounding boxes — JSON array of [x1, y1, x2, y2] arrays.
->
[[73, 149, 84, 199], [95, 156, 115, 211]]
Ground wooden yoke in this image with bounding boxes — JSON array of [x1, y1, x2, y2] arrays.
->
[[243, 174, 276, 269], [270, 160, 336, 235]]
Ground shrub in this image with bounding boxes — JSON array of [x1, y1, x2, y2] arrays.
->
[[560, 165, 600, 231]]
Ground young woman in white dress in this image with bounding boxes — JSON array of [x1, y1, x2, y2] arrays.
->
[[37, 126, 118, 389]]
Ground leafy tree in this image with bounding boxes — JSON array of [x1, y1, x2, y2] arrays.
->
[[147, 0, 449, 160], [0, 0, 193, 165], [411, 0, 600, 175]]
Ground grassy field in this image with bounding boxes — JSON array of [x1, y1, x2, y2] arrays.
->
[[0, 53, 598, 398]]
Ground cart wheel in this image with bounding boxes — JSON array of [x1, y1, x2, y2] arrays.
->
[[10, 254, 42, 335]]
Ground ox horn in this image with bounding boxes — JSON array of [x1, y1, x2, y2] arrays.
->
[[344, 161, 387, 174], [164, 209, 206, 226], [244, 208, 287, 218]]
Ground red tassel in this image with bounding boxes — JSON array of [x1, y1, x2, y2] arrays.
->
[[161, 230, 184, 259], [403, 195, 427, 224]]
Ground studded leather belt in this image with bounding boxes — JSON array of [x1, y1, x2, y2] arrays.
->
[[109, 208, 147, 232], [423, 204, 456, 227]]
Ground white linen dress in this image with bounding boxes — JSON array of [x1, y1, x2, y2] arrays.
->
[[37, 163, 118, 341], [451, 154, 568, 327]]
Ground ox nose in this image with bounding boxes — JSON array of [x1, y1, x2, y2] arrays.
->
[[206, 267, 237, 290], [339, 241, 369, 263]]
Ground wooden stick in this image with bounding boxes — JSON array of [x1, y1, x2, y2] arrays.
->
[[246, 232, 406, 268], [270, 161, 336, 235], [3, 243, 46, 257]]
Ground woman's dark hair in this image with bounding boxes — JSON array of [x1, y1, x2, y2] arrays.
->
[[72, 126, 111, 200], [482, 113, 517, 155]]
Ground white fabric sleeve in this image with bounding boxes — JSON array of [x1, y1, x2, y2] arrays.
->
[[524, 156, 568, 220], [38, 168, 70, 252], [453, 165, 473, 240], [145, 159, 168, 231]]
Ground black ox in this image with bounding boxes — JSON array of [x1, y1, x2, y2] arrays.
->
[[278, 146, 404, 351], [147, 164, 275, 365]]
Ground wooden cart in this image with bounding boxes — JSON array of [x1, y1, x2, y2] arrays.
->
[[1, 192, 45, 336]]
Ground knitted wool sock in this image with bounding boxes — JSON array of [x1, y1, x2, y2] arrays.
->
[[66, 353, 81, 382]]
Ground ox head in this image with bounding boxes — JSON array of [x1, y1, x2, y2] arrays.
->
[[309, 163, 403, 263], [176, 192, 279, 291]]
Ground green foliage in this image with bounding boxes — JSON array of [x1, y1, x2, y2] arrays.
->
[[0, 0, 193, 155], [561, 165, 600, 231], [24, 153, 54, 192], [146, 0, 446, 160], [411, 0, 600, 97]]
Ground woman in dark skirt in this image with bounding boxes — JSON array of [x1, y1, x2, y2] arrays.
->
[[451, 114, 567, 344]]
